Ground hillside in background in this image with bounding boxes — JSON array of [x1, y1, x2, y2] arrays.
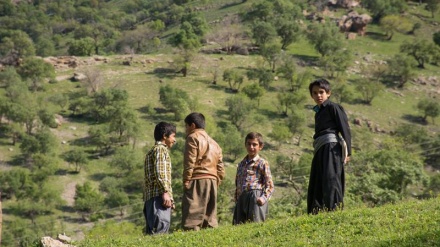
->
[[0, 0, 439, 246]]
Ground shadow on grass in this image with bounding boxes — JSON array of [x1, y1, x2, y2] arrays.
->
[[89, 172, 108, 181], [220, 1, 243, 9], [145, 68, 180, 80], [365, 31, 387, 41], [402, 114, 427, 125]]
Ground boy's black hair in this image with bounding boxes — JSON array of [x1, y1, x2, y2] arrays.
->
[[154, 122, 176, 141], [184, 112, 205, 129], [309, 78, 331, 96], [245, 132, 264, 146]]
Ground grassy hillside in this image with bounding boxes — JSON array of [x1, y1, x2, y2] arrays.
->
[[79, 197, 440, 247], [1, 0, 440, 245]]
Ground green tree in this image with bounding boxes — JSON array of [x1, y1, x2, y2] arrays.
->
[[17, 57, 55, 92], [306, 21, 345, 57], [355, 79, 385, 105], [225, 94, 256, 129], [159, 85, 191, 121], [269, 124, 291, 148], [260, 42, 282, 72], [247, 67, 274, 90], [68, 37, 95, 56], [0, 29, 36, 58], [287, 111, 306, 146], [434, 31, 440, 46], [74, 181, 105, 221], [417, 98, 440, 124], [88, 125, 114, 155], [386, 54, 416, 88], [64, 148, 89, 173], [108, 106, 140, 146], [223, 68, 244, 92], [400, 39, 437, 69], [362, 0, 408, 21], [243, 0, 274, 22], [319, 48, 352, 79], [109, 146, 143, 177], [277, 91, 307, 116], [425, 0, 439, 18], [89, 88, 129, 123], [242, 83, 265, 106], [275, 18, 301, 50], [215, 124, 244, 161], [379, 15, 413, 40], [19, 128, 58, 158], [105, 189, 130, 216], [251, 21, 277, 47]]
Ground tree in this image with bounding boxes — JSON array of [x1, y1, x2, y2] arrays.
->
[[105, 189, 130, 216], [400, 39, 437, 68], [306, 21, 345, 57], [17, 57, 55, 92], [108, 106, 140, 146], [242, 83, 265, 107], [89, 88, 129, 122], [277, 91, 307, 116], [19, 128, 58, 158], [319, 48, 352, 79], [379, 15, 413, 40], [362, 0, 408, 21], [425, 0, 439, 18], [260, 42, 282, 72], [243, 1, 274, 22], [246, 67, 274, 90], [215, 124, 244, 161], [386, 54, 416, 88], [74, 182, 105, 221], [222, 68, 244, 92], [68, 37, 95, 56], [355, 78, 385, 104], [225, 94, 256, 129], [109, 146, 143, 177], [268, 124, 291, 148], [349, 148, 427, 205], [251, 21, 277, 47], [0, 30, 35, 58], [287, 111, 306, 146], [275, 18, 301, 50], [277, 54, 296, 91], [64, 148, 89, 173], [417, 98, 440, 124], [159, 85, 191, 121]]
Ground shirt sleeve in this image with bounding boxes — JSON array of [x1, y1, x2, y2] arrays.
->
[[261, 161, 274, 201], [216, 146, 225, 182], [154, 147, 171, 194], [333, 104, 352, 156]]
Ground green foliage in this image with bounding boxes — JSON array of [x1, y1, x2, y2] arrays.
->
[[215, 124, 244, 161], [68, 37, 96, 56], [305, 20, 346, 57], [269, 124, 291, 148], [19, 127, 58, 158], [64, 148, 89, 173], [434, 31, 440, 46], [74, 181, 105, 219], [222, 68, 244, 92], [355, 78, 385, 105], [225, 94, 256, 130], [400, 39, 438, 69], [0, 29, 35, 57], [242, 83, 265, 106], [362, 0, 408, 21], [159, 85, 192, 121], [17, 57, 55, 92], [425, 0, 440, 18], [276, 91, 307, 116], [260, 42, 282, 72], [417, 98, 440, 124], [386, 53, 416, 88], [379, 15, 413, 40], [251, 21, 277, 47], [109, 146, 143, 177]]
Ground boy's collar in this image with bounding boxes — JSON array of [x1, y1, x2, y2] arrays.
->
[[313, 99, 330, 113], [246, 154, 260, 163], [155, 141, 166, 146]]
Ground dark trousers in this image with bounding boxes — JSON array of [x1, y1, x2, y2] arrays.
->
[[144, 196, 171, 235], [182, 178, 218, 230], [307, 142, 345, 214], [233, 190, 268, 225]]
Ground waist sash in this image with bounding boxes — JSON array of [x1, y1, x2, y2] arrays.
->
[[313, 133, 348, 164]]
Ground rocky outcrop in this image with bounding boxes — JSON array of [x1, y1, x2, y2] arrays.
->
[[338, 11, 372, 36], [328, 0, 361, 8], [41, 234, 75, 247]]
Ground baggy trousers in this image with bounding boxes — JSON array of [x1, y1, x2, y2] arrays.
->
[[307, 142, 345, 214], [233, 189, 268, 225], [182, 178, 218, 230], [144, 196, 171, 235]]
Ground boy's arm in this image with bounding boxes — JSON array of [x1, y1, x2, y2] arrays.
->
[[333, 104, 352, 156], [260, 161, 275, 204], [216, 147, 225, 183], [153, 147, 172, 197], [183, 136, 198, 182]]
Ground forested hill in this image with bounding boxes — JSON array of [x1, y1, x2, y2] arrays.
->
[[0, 0, 439, 246]]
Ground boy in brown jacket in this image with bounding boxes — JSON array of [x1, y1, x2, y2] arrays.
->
[[182, 112, 225, 230]]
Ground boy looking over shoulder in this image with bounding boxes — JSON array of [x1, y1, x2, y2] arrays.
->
[[233, 132, 274, 225], [307, 78, 351, 215], [143, 122, 176, 235]]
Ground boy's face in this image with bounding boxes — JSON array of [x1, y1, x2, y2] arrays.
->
[[163, 133, 176, 149], [311, 85, 331, 106], [245, 138, 263, 159]]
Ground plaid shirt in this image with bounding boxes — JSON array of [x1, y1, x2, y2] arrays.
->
[[234, 155, 274, 202], [144, 142, 173, 201]]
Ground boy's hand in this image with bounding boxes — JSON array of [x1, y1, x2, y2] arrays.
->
[[184, 180, 191, 189], [162, 192, 172, 208], [257, 197, 266, 206]]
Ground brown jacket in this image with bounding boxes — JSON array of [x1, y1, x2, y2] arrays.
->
[[183, 129, 225, 183]]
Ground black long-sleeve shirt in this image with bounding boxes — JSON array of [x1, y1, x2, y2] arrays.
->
[[313, 99, 352, 156]]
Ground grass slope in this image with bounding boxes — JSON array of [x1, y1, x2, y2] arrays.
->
[[79, 197, 440, 247]]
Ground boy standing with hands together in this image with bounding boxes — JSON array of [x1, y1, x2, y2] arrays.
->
[[233, 132, 274, 225]]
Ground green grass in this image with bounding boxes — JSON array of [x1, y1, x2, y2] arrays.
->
[[78, 197, 440, 247]]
